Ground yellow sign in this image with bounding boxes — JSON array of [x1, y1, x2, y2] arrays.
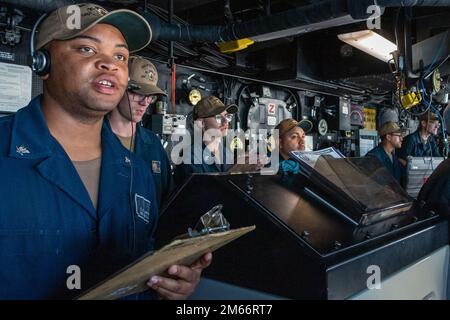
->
[[267, 135, 276, 153], [230, 137, 244, 150], [363, 107, 377, 130], [188, 89, 202, 106]]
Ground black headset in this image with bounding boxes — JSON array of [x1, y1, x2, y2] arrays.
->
[[30, 13, 51, 76]]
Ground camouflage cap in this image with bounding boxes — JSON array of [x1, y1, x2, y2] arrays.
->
[[194, 96, 238, 120], [378, 121, 405, 137], [128, 56, 166, 96], [35, 3, 152, 53], [419, 111, 439, 122], [275, 118, 312, 137]]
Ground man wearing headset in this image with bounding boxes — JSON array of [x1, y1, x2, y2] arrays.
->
[[418, 105, 450, 216], [0, 3, 210, 299], [108, 56, 173, 209]]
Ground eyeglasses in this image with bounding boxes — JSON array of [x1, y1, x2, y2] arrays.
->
[[129, 92, 156, 104], [215, 113, 234, 124]]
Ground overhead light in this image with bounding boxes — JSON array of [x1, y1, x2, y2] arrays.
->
[[337, 30, 397, 63], [250, 15, 362, 43]]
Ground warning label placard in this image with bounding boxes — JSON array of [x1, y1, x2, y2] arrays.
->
[[0, 62, 32, 113]]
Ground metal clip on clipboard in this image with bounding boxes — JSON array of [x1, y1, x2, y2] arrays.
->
[[187, 204, 230, 238]]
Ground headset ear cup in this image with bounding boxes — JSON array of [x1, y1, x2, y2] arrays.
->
[[32, 49, 51, 76]]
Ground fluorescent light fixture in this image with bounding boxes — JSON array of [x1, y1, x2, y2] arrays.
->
[[251, 15, 361, 42], [338, 30, 397, 63]]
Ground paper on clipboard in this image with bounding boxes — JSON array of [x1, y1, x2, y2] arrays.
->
[[290, 147, 344, 169], [77, 226, 255, 300]]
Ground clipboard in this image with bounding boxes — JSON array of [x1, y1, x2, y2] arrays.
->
[[77, 225, 255, 300]]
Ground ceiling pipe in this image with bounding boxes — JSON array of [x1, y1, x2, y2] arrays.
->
[[5, 0, 450, 44], [144, 0, 450, 44]]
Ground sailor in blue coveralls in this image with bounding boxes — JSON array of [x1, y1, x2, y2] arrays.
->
[[174, 96, 238, 186], [366, 121, 405, 184], [0, 3, 210, 299], [398, 111, 441, 165], [109, 56, 173, 209], [273, 118, 312, 175], [418, 105, 450, 216]]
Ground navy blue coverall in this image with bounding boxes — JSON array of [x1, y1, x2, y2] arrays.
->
[[134, 125, 173, 207], [0, 96, 158, 299], [366, 145, 403, 184], [398, 130, 441, 160]]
